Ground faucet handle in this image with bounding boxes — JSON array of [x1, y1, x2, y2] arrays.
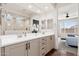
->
[[24, 32, 27, 36]]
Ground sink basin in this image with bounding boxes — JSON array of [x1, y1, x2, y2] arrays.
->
[[17, 35, 23, 38]]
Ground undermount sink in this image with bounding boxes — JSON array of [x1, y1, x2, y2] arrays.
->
[[42, 32, 45, 34], [17, 34, 31, 38], [17, 35, 23, 38], [17, 35, 22, 38]]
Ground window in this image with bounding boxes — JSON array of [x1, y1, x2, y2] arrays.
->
[[64, 20, 78, 29], [59, 18, 79, 35], [2, 11, 29, 33]]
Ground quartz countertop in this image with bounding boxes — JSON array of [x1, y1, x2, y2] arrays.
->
[[0, 32, 54, 47]]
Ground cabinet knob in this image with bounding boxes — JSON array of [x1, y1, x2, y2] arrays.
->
[[42, 39, 44, 40], [42, 47, 45, 50], [42, 43, 45, 45], [50, 37, 52, 40]]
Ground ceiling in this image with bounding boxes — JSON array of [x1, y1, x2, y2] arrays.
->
[[2, 3, 55, 14], [1, 3, 78, 18], [58, 3, 78, 14], [57, 3, 72, 8]]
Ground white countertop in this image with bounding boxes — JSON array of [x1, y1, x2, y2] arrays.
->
[[0, 32, 54, 47]]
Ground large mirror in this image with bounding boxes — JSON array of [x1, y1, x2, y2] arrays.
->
[[47, 19, 53, 29], [1, 10, 31, 35], [15, 16, 25, 30], [41, 20, 46, 30]]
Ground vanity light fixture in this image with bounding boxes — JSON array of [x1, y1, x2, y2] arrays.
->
[[45, 6, 49, 10], [37, 9, 41, 13], [7, 23, 11, 26], [28, 5, 32, 9], [66, 13, 69, 18]]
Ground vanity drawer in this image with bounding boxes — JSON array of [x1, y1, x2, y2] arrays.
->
[[40, 41, 47, 50], [40, 40, 47, 45], [40, 48, 47, 56], [40, 38, 47, 42], [40, 41, 47, 46], [40, 45, 46, 50]]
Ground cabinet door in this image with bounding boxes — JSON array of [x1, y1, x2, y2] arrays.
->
[[78, 42, 79, 56], [50, 36, 53, 50], [47, 36, 51, 53], [28, 39, 40, 56], [77, 47, 79, 56], [5, 42, 27, 56], [51, 35, 55, 49], [0, 48, 1, 56], [47, 36, 54, 53]]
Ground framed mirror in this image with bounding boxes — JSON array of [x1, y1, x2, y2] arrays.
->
[[47, 19, 53, 29], [41, 20, 46, 29]]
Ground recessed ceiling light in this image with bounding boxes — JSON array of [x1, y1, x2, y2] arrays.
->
[[37, 10, 41, 13], [28, 5, 32, 9], [45, 6, 49, 10]]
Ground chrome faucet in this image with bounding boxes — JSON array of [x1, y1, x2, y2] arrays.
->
[[24, 32, 27, 36], [3, 30, 5, 35]]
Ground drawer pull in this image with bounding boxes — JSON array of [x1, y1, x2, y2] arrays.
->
[[28, 42, 30, 49], [42, 39, 44, 40], [42, 47, 45, 50], [50, 37, 52, 40], [42, 43, 45, 45], [26, 43, 28, 50], [29, 43, 30, 49]]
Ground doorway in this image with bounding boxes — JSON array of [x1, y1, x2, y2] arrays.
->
[[58, 18, 79, 55]]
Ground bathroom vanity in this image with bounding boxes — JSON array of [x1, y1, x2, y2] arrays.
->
[[0, 32, 55, 56]]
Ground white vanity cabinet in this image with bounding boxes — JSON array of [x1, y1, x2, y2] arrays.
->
[[1, 34, 54, 56], [28, 39, 40, 56], [5, 42, 27, 56]]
